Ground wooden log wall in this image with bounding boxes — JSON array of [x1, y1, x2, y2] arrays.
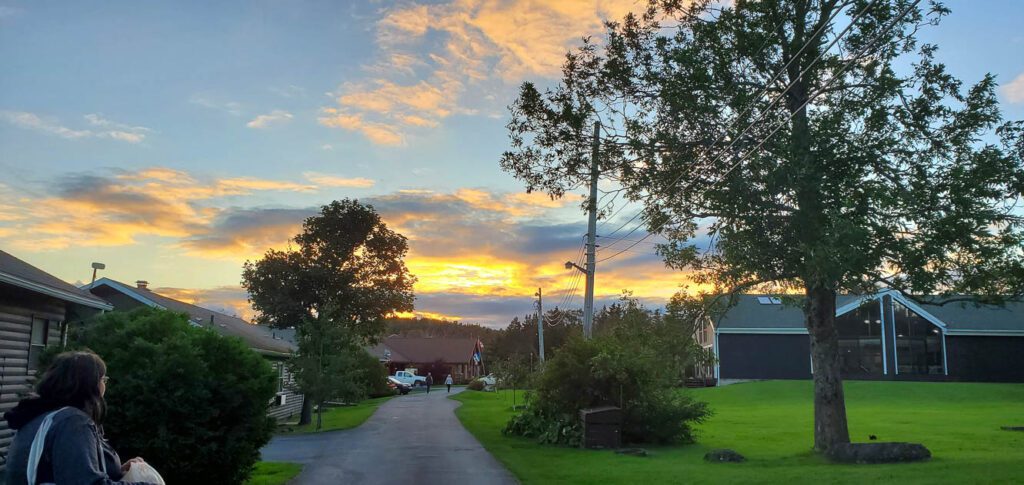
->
[[0, 288, 67, 473]]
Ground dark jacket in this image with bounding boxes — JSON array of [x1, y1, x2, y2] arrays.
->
[[3, 398, 151, 485]]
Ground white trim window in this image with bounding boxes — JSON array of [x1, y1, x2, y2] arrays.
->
[[28, 316, 50, 370], [892, 300, 946, 375]]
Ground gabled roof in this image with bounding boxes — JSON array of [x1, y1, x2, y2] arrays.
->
[[369, 336, 479, 364], [713, 291, 1024, 336], [0, 250, 112, 310], [86, 278, 295, 356]]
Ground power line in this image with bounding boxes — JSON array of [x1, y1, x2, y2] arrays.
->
[[596, 1, 878, 254], [598, 0, 919, 264], [594, 11, 792, 234]]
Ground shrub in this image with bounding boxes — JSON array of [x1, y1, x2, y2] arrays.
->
[[467, 379, 485, 391], [503, 322, 710, 446], [63, 308, 276, 484], [362, 351, 394, 398]]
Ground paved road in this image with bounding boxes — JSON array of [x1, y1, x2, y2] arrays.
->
[[261, 387, 518, 485]]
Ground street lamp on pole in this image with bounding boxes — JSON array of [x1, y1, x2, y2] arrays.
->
[[565, 261, 588, 273], [90, 262, 105, 285]]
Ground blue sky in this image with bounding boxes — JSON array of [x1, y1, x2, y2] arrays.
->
[[1, 0, 1022, 326]]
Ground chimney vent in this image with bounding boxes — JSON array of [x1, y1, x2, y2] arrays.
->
[[136, 280, 149, 290]]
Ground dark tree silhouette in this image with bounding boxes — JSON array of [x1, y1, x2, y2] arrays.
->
[[242, 199, 416, 424]]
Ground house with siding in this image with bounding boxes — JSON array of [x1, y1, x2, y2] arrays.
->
[[85, 277, 304, 421], [369, 336, 485, 383], [0, 250, 113, 473], [706, 290, 1024, 383]]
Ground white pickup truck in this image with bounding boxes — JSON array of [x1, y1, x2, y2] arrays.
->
[[391, 370, 427, 387]]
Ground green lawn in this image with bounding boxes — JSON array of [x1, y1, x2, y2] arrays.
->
[[245, 462, 302, 485], [278, 395, 393, 434], [453, 381, 1024, 484]]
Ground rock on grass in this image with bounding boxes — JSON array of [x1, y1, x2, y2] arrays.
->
[[827, 442, 931, 464], [704, 449, 745, 463]]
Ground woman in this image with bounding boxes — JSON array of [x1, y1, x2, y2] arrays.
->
[[3, 351, 153, 485], [445, 374, 454, 393]]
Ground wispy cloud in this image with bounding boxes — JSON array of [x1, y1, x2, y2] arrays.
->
[[189, 95, 244, 116], [0, 111, 150, 143], [303, 172, 375, 188], [268, 85, 306, 98], [246, 110, 293, 129], [1003, 72, 1024, 104], [84, 113, 151, 142]]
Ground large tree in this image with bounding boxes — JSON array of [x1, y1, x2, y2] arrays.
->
[[242, 199, 416, 424], [500, 0, 1024, 451]]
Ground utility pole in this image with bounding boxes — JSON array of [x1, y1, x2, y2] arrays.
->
[[583, 120, 599, 339], [536, 287, 545, 363]]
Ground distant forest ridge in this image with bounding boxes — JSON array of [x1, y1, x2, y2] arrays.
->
[[385, 317, 500, 344]]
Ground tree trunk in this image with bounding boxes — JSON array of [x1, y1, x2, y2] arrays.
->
[[298, 396, 313, 426], [805, 284, 850, 452]]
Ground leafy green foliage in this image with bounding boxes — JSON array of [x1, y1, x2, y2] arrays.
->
[[291, 314, 385, 430], [65, 308, 276, 484], [504, 298, 710, 445]]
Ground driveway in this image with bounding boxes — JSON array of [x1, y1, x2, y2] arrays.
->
[[261, 387, 518, 485]]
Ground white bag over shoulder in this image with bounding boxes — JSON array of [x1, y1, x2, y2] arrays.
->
[[122, 461, 166, 484]]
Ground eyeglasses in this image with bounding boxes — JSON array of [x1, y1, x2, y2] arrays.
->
[[101, 376, 110, 384]]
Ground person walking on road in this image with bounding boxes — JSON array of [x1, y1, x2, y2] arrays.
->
[[445, 374, 454, 393], [425, 373, 433, 394]]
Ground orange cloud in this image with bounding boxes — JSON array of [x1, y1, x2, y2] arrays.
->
[[324, 0, 649, 145], [392, 310, 465, 321], [318, 109, 403, 145], [0, 171, 699, 326], [0, 167, 364, 251], [154, 285, 255, 320]]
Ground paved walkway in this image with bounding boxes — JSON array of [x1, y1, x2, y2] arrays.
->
[[261, 387, 518, 485]]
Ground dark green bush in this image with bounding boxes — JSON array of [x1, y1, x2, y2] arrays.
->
[[467, 379, 485, 391], [63, 308, 276, 484], [362, 350, 394, 398], [503, 305, 710, 446]]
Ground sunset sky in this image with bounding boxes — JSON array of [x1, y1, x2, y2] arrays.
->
[[2, 0, 1023, 327]]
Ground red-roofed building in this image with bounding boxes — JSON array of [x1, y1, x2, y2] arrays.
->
[[369, 336, 485, 383]]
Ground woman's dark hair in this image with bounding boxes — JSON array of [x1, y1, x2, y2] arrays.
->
[[36, 350, 107, 423]]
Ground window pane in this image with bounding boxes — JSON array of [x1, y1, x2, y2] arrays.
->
[[836, 302, 883, 375], [893, 301, 943, 375], [30, 317, 47, 345]]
